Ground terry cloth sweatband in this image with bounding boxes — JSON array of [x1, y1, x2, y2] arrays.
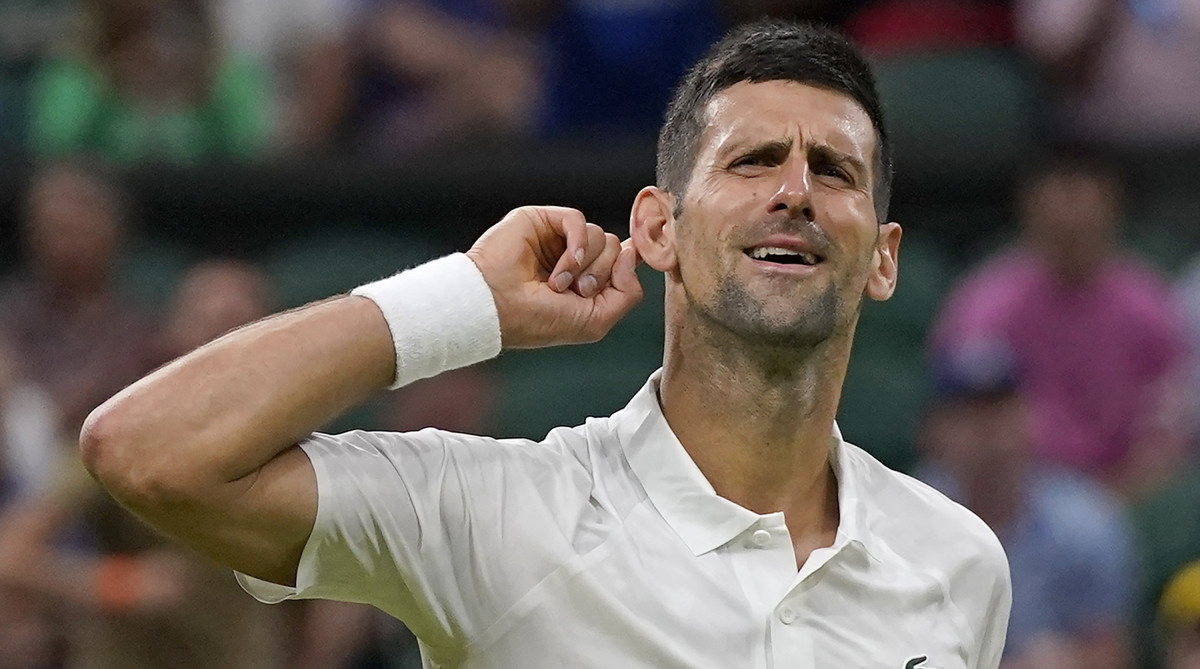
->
[[351, 253, 501, 389]]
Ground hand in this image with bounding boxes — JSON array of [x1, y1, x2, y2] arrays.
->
[[466, 206, 643, 349]]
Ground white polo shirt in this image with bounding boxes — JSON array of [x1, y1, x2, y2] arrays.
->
[[239, 371, 1011, 668]]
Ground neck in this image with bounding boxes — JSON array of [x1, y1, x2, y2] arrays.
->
[[659, 312, 853, 530]]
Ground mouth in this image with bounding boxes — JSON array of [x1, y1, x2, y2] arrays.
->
[[744, 245, 824, 267]]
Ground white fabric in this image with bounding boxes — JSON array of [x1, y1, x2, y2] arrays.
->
[[239, 371, 1011, 668], [351, 253, 501, 389]]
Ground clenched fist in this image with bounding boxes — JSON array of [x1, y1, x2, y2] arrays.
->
[[466, 206, 643, 349]]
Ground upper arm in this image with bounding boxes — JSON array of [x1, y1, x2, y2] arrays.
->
[[149, 444, 317, 588]]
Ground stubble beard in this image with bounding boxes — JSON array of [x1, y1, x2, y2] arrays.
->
[[698, 275, 846, 352]]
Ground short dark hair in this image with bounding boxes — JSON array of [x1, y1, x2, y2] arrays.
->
[[656, 20, 893, 222]]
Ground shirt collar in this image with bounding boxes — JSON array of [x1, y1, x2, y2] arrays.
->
[[613, 370, 875, 557]]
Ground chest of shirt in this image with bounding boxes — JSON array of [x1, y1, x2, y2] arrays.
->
[[444, 503, 972, 669]]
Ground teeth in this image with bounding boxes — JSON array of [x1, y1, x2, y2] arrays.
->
[[749, 247, 818, 264], [750, 246, 797, 259]]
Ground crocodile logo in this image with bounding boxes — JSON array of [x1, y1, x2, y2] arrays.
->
[[904, 657, 929, 669]]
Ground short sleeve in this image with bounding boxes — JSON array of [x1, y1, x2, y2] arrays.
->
[[236, 428, 592, 650]]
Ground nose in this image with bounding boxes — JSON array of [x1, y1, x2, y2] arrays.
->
[[767, 156, 814, 221]]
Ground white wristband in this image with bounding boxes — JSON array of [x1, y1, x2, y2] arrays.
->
[[351, 253, 502, 389]]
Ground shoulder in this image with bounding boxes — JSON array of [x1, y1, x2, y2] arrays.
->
[[301, 424, 595, 476]]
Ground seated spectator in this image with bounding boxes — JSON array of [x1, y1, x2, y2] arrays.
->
[[28, 0, 271, 164], [929, 150, 1190, 498], [346, 0, 540, 154], [917, 337, 1135, 669], [212, 0, 353, 154], [0, 159, 154, 432], [1159, 560, 1200, 669], [520, 0, 721, 139], [0, 259, 295, 669], [1014, 0, 1200, 147], [0, 0, 76, 151], [153, 258, 273, 363]]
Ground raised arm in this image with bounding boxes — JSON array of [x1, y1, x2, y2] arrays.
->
[[80, 206, 641, 586]]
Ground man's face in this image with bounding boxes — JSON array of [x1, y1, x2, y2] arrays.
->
[[25, 171, 121, 287], [670, 80, 897, 349], [1021, 168, 1120, 281]]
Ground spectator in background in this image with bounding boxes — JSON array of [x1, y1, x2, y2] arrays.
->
[[346, 0, 540, 154], [0, 160, 152, 432], [1014, 0, 1200, 147], [519, 0, 721, 139], [212, 0, 353, 154], [153, 258, 273, 362], [918, 337, 1135, 669], [1159, 561, 1200, 669], [929, 150, 1190, 499], [28, 0, 271, 163], [0, 259, 295, 669], [0, 335, 65, 669], [0, 0, 77, 151]]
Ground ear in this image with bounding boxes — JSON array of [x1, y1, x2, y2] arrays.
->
[[865, 222, 901, 302], [629, 186, 678, 273]]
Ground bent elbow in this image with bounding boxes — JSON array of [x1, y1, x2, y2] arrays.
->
[[79, 401, 179, 506], [79, 402, 120, 482]]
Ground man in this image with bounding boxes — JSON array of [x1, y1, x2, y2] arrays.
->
[[917, 337, 1134, 669], [0, 159, 153, 432], [928, 151, 1189, 499], [82, 21, 1011, 667]]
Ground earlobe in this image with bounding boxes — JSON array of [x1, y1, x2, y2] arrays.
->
[[629, 186, 678, 273], [865, 222, 902, 302]]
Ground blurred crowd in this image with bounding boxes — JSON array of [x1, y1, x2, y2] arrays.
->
[[0, 0, 1199, 668]]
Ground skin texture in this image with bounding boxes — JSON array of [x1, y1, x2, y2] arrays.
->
[[80, 80, 899, 586]]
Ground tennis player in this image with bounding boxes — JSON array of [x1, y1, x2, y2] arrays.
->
[[82, 21, 1011, 668]]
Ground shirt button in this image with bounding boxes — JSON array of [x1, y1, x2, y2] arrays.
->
[[778, 607, 797, 625], [751, 529, 772, 548]]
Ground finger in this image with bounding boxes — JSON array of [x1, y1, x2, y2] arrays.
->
[[543, 208, 589, 292], [574, 232, 621, 298], [586, 245, 644, 336]]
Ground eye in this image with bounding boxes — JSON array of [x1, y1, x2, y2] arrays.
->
[[814, 162, 851, 183], [730, 154, 768, 169]]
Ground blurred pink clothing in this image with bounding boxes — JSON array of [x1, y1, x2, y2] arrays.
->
[[931, 247, 1187, 476]]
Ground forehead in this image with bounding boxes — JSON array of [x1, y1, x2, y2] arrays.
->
[[698, 80, 876, 164]]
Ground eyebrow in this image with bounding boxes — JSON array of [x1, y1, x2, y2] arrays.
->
[[720, 137, 869, 183]]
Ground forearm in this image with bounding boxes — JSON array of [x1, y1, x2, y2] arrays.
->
[[81, 295, 393, 504]]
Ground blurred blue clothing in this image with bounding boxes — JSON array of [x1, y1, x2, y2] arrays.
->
[[537, 0, 722, 138], [918, 465, 1136, 657]]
